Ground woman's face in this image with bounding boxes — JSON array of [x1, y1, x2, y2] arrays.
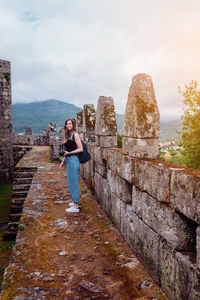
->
[[66, 120, 73, 131]]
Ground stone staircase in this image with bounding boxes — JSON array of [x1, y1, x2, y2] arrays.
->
[[3, 167, 37, 240]]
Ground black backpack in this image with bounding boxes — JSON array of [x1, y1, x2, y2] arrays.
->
[[78, 140, 91, 164], [72, 134, 91, 164]]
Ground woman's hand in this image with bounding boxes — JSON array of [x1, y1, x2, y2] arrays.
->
[[64, 151, 70, 156], [60, 162, 64, 169]]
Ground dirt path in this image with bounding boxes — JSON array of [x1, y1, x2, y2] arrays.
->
[[1, 146, 168, 300]]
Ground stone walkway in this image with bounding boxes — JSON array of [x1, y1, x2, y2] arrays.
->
[[1, 146, 168, 300]]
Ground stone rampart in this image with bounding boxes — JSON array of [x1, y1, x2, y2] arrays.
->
[[0, 59, 13, 181], [14, 123, 60, 162], [80, 74, 200, 300]]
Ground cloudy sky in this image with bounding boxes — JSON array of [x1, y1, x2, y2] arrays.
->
[[1, 0, 200, 121]]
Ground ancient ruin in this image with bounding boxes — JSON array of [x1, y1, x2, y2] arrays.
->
[[0, 59, 200, 300], [0, 59, 13, 181]]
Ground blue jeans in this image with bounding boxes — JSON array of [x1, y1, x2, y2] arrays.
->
[[65, 155, 80, 204]]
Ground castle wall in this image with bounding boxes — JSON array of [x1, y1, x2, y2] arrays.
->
[[0, 59, 13, 181], [80, 74, 200, 300]]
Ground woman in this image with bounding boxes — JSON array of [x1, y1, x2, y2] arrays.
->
[[60, 119, 83, 212]]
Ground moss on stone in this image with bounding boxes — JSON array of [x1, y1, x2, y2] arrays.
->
[[3, 73, 10, 84], [103, 104, 117, 129]]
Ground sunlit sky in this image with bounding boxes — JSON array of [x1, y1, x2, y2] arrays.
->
[[1, 0, 200, 121]]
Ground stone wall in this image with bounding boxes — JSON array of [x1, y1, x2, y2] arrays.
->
[[14, 123, 60, 162], [80, 74, 200, 300], [0, 59, 13, 181]]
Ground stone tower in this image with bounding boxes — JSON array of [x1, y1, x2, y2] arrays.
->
[[0, 59, 13, 181]]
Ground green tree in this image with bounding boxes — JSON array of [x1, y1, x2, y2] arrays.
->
[[178, 80, 200, 169]]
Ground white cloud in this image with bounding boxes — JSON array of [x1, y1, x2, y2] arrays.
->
[[1, 0, 200, 121]]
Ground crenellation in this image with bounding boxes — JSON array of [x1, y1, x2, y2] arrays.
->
[[80, 73, 200, 299]]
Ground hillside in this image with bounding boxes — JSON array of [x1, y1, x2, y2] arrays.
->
[[12, 99, 181, 140], [160, 119, 182, 141], [12, 99, 82, 134]]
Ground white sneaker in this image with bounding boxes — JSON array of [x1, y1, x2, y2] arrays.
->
[[66, 206, 80, 213], [69, 202, 81, 209]]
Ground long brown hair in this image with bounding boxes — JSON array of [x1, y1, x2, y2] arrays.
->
[[64, 118, 76, 141]]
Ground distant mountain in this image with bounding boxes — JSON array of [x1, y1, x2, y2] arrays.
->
[[12, 99, 82, 134], [13, 99, 125, 135], [160, 119, 182, 141], [12, 99, 181, 140]]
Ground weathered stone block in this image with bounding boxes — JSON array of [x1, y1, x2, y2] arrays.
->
[[106, 149, 122, 175], [123, 73, 160, 139], [120, 202, 132, 243], [126, 210, 161, 284], [175, 252, 200, 300], [97, 135, 117, 148], [132, 186, 196, 251], [95, 96, 117, 136], [83, 104, 96, 132], [120, 154, 135, 184], [100, 178, 111, 216], [107, 169, 132, 204], [110, 192, 121, 228], [171, 170, 200, 224], [76, 110, 84, 132], [122, 137, 159, 159], [197, 226, 200, 270], [135, 160, 171, 202], [159, 238, 175, 299], [93, 146, 102, 164], [94, 172, 103, 203], [95, 162, 106, 177]]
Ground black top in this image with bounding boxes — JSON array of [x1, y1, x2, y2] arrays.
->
[[64, 133, 77, 152]]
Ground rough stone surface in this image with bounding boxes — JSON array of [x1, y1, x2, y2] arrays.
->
[[175, 252, 200, 300], [197, 226, 200, 269], [107, 169, 132, 204], [159, 238, 176, 299], [171, 170, 200, 224], [25, 127, 32, 135], [122, 137, 159, 159], [135, 159, 171, 202], [95, 96, 117, 137], [127, 209, 161, 285], [97, 135, 117, 148], [110, 192, 121, 227], [0, 59, 13, 180], [123, 73, 160, 139], [132, 186, 196, 251]]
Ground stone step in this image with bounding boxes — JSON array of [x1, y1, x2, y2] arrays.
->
[[9, 214, 21, 222], [14, 167, 37, 173], [13, 184, 31, 192], [3, 231, 17, 240], [12, 191, 28, 198], [10, 206, 23, 214], [13, 172, 34, 179], [8, 222, 19, 232], [11, 198, 26, 205], [13, 178, 33, 184]]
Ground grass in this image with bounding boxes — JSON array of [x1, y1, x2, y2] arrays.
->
[[0, 182, 12, 223], [0, 231, 15, 292], [0, 182, 14, 292], [159, 149, 185, 166]]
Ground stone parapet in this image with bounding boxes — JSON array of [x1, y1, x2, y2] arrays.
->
[[81, 141, 200, 299]]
